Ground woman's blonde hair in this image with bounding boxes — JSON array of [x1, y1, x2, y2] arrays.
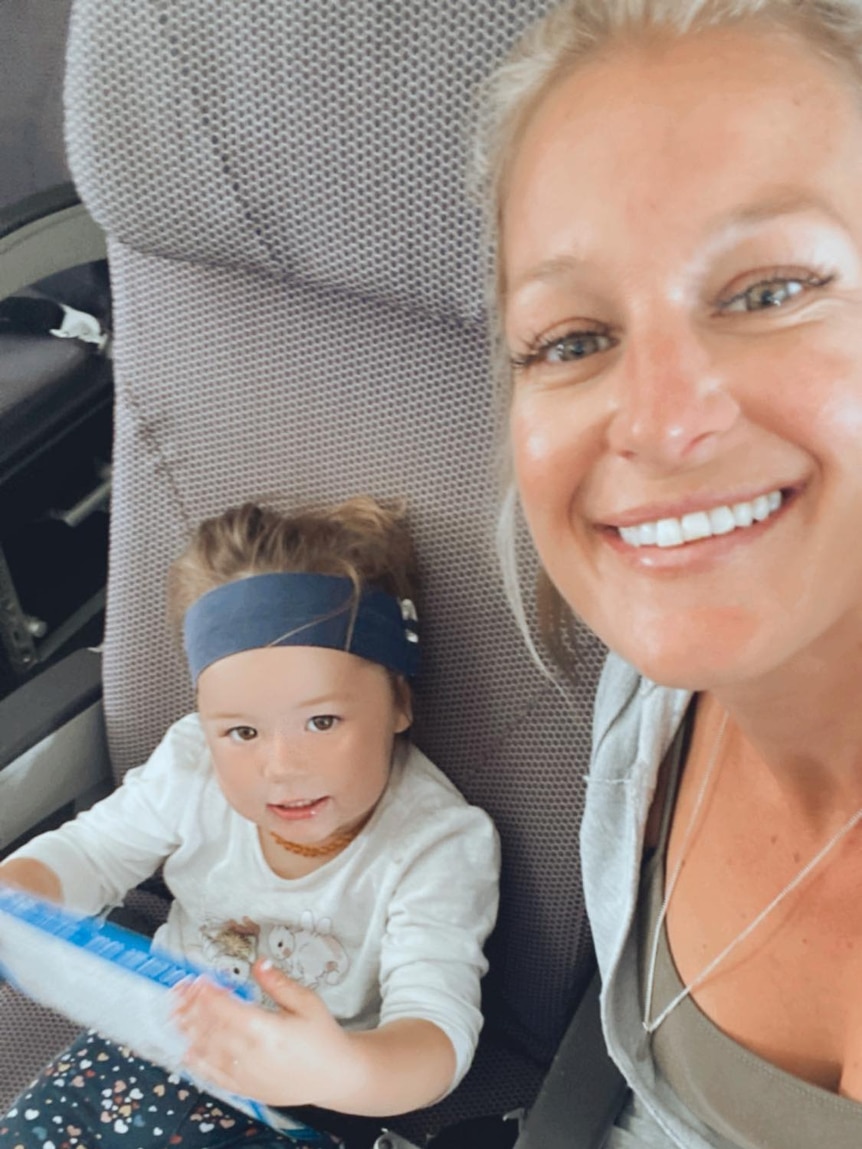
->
[[474, 0, 862, 668], [167, 496, 418, 642]]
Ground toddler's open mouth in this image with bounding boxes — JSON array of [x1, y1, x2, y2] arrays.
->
[[267, 797, 328, 821]]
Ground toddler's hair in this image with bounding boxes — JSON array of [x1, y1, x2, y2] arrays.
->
[[167, 496, 418, 640]]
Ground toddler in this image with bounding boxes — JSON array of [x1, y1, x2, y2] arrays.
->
[[0, 497, 500, 1148]]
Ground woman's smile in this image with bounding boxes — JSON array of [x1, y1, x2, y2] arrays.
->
[[502, 25, 862, 688], [612, 487, 784, 549], [594, 484, 803, 575]]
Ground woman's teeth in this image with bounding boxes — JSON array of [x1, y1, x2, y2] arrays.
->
[[618, 489, 783, 549]]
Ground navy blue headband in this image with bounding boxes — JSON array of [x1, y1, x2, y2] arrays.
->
[[183, 573, 420, 684]]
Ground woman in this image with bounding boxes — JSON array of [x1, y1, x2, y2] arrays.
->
[[477, 2, 862, 1146]]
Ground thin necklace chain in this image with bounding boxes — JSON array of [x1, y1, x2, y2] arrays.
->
[[643, 711, 862, 1036]]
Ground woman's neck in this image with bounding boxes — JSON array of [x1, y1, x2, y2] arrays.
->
[[710, 627, 862, 830]]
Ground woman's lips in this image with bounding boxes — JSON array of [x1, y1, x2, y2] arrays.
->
[[616, 488, 783, 547], [598, 488, 796, 572], [267, 797, 329, 821], [594, 486, 800, 574]]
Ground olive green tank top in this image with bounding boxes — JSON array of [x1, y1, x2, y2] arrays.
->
[[638, 715, 862, 1149]]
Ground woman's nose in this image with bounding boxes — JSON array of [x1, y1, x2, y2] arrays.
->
[[606, 328, 740, 470]]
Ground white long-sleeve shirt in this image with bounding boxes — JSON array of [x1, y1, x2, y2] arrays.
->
[[10, 714, 500, 1088]]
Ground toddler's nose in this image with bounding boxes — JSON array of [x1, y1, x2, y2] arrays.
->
[[262, 738, 302, 780]]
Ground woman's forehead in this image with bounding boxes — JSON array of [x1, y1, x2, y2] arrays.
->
[[501, 22, 862, 285], [510, 19, 856, 148]]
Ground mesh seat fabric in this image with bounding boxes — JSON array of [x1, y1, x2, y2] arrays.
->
[[1, 2, 608, 1137]]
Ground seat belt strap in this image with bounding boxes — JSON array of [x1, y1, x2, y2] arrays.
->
[[515, 969, 629, 1149]]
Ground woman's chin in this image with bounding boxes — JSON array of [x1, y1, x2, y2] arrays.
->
[[603, 616, 769, 694]]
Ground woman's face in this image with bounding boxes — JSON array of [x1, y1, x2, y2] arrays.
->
[[503, 25, 862, 689]]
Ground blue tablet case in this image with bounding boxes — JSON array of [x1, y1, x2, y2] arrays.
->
[[0, 884, 342, 1145]]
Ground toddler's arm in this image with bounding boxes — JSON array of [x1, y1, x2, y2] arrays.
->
[[376, 800, 501, 1093], [173, 958, 456, 1115], [3, 715, 206, 915]]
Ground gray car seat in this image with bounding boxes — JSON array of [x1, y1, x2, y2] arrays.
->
[[0, 1, 608, 1141]]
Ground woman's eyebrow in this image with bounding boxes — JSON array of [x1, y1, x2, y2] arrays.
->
[[705, 188, 849, 239], [505, 253, 584, 302], [506, 191, 850, 299]]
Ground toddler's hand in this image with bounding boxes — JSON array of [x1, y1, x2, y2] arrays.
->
[[170, 959, 361, 1108]]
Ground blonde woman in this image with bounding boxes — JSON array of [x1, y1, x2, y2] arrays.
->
[[477, 2, 862, 1146]]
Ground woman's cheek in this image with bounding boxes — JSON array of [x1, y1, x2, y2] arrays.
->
[[510, 387, 592, 522]]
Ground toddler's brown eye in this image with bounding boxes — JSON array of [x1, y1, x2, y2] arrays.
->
[[229, 725, 258, 742], [307, 715, 337, 732]]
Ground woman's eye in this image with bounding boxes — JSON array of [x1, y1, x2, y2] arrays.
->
[[306, 715, 337, 733], [547, 332, 614, 362], [719, 274, 832, 314], [511, 329, 615, 371], [227, 725, 258, 743]]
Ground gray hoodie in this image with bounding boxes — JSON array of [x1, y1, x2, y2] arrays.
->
[[582, 652, 736, 1148]]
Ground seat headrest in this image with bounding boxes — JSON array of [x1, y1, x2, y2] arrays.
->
[[65, 1, 555, 322]]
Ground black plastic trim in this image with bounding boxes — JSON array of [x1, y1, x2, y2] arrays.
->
[[0, 184, 82, 244], [0, 648, 102, 773]]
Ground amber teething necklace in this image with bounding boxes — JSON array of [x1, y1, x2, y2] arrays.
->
[[270, 827, 359, 858], [269, 811, 372, 859], [643, 711, 862, 1036]]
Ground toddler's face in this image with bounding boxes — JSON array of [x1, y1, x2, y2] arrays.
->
[[196, 645, 411, 863]]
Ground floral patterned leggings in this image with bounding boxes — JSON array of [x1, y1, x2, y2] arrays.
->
[[0, 1031, 367, 1149]]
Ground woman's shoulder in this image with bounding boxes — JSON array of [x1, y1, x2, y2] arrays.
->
[[592, 650, 651, 748], [590, 651, 691, 784]]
